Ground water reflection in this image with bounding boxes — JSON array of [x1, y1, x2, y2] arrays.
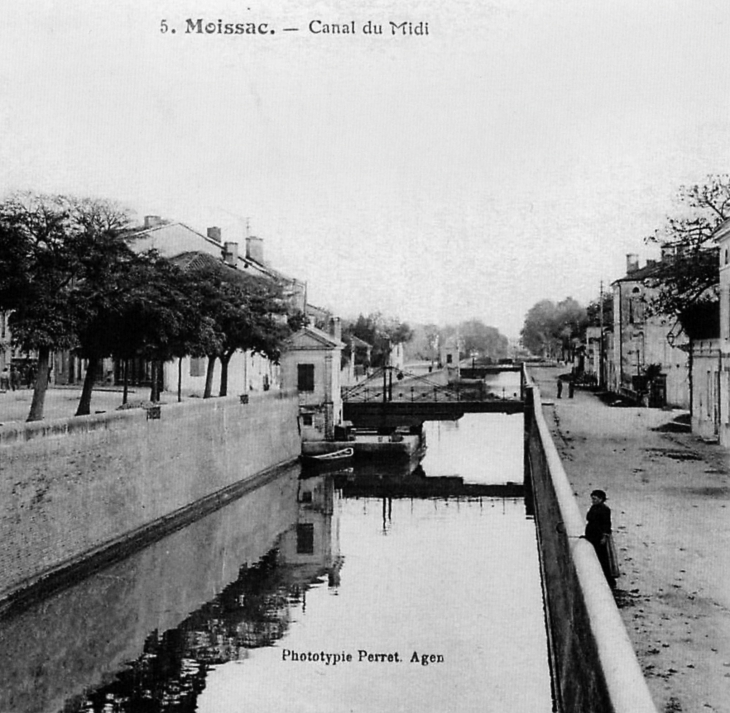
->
[[483, 371, 523, 399], [195, 494, 551, 713], [421, 412, 524, 485], [335, 463, 524, 500], [0, 466, 303, 713], [54, 473, 342, 713], [0, 413, 551, 713]]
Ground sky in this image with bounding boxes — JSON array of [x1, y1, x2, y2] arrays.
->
[[2, 0, 730, 338]]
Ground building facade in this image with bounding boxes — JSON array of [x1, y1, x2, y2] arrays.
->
[[280, 321, 344, 442], [611, 254, 689, 408], [692, 220, 730, 446], [47, 217, 307, 397]]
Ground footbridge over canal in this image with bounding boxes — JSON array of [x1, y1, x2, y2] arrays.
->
[[342, 366, 524, 429]]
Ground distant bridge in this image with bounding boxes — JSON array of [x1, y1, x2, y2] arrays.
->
[[342, 367, 524, 429], [459, 365, 522, 378]]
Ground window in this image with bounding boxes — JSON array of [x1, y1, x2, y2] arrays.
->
[[446, 354, 453, 364], [297, 524, 315, 554], [298, 363, 315, 391], [302, 414, 313, 426], [628, 287, 644, 324]]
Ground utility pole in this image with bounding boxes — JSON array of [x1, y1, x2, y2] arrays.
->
[[380, 341, 392, 433], [599, 280, 605, 389]]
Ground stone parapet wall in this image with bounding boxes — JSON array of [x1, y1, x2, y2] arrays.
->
[[524, 376, 657, 713], [0, 390, 301, 600]]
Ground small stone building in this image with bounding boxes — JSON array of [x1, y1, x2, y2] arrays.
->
[[281, 321, 345, 441], [439, 337, 459, 368]]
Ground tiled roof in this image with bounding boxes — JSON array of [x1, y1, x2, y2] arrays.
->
[[349, 335, 372, 349], [287, 325, 345, 349], [128, 221, 300, 285], [612, 262, 663, 284], [169, 251, 265, 288]]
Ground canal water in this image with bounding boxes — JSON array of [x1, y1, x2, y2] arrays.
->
[[0, 409, 553, 712]]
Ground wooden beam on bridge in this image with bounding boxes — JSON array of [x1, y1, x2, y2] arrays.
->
[[459, 365, 522, 378], [343, 399, 524, 429]]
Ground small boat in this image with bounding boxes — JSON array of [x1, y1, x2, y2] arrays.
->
[[300, 447, 354, 470]]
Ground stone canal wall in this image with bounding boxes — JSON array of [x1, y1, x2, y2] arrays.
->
[[0, 467, 300, 713], [0, 389, 301, 601], [524, 380, 657, 713]]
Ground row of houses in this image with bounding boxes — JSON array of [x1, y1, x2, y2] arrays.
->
[[0, 216, 382, 443], [0, 218, 306, 396], [581, 222, 730, 448]]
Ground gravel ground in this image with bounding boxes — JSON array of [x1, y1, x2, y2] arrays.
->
[[531, 366, 730, 713], [0, 386, 184, 425]]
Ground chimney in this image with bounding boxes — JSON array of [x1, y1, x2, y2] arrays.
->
[[329, 317, 342, 342], [246, 236, 264, 264], [223, 241, 239, 266], [660, 244, 675, 262], [144, 215, 163, 229], [207, 226, 222, 242], [626, 253, 639, 274]]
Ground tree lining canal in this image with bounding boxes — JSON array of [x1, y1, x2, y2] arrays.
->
[[0, 408, 553, 712]]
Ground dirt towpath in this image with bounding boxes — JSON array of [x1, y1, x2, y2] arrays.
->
[[0, 386, 185, 426], [531, 367, 730, 713]]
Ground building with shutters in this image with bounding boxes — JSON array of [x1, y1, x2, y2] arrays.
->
[[610, 253, 689, 408]]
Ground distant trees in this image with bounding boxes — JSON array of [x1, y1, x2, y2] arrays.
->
[[585, 292, 613, 329], [398, 319, 509, 362], [343, 312, 413, 368], [459, 319, 509, 361], [403, 323, 440, 363], [423, 324, 440, 362], [521, 298, 588, 360], [403, 319, 509, 364], [0, 191, 300, 421]]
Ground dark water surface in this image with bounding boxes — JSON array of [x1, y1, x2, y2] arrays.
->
[[0, 410, 552, 713]]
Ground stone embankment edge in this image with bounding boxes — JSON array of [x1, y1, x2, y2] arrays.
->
[[528, 374, 657, 713], [0, 389, 302, 608], [0, 388, 298, 446], [0, 456, 297, 618]]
